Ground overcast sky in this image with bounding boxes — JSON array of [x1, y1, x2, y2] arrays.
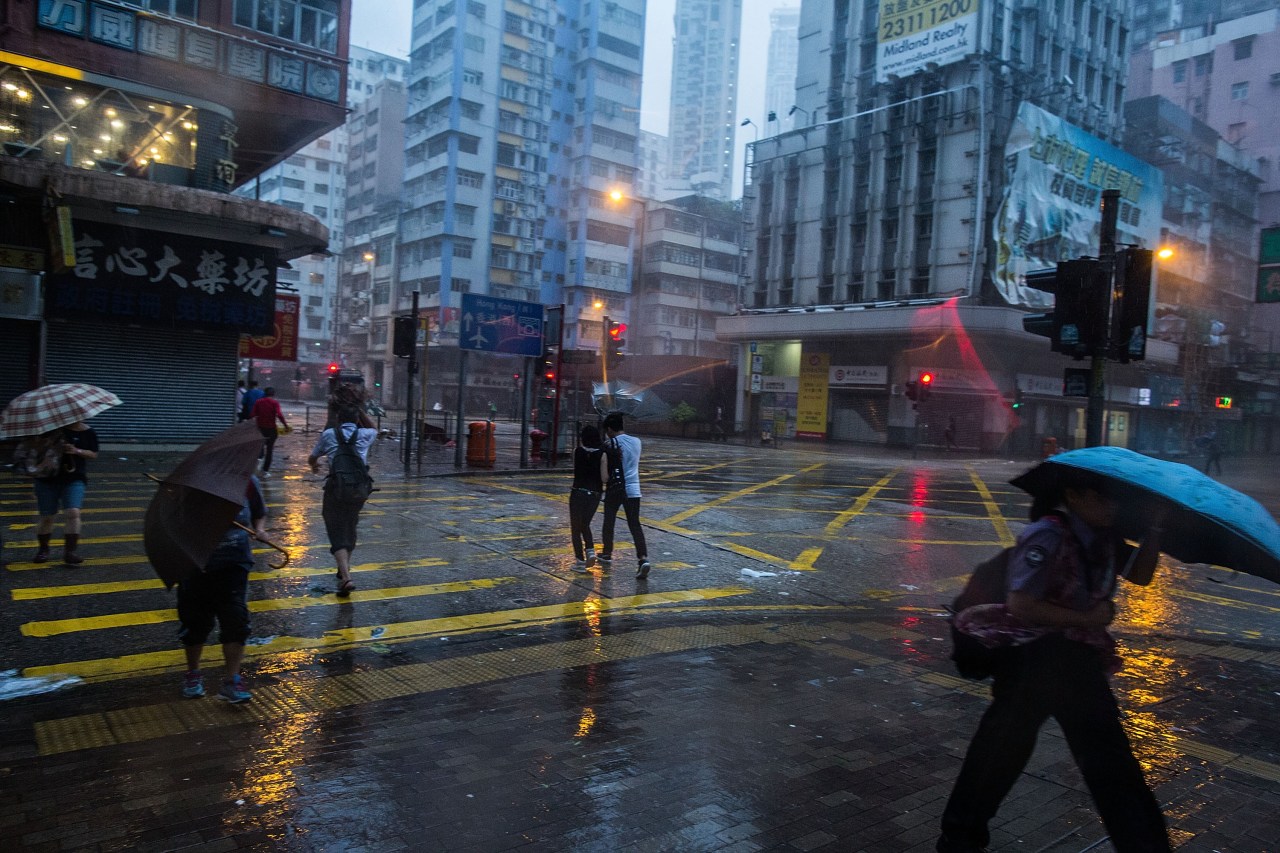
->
[[349, 0, 793, 195]]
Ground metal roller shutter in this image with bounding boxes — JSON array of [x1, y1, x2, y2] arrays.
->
[[44, 321, 239, 446], [0, 319, 40, 411]]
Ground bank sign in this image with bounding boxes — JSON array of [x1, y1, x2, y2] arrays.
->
[[877, 0, 978, 83]]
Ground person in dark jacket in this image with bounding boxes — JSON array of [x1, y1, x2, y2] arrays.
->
[[569, 424, 606, 569]]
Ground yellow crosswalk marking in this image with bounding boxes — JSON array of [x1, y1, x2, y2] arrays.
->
[[967, 466, 1015, 547], [20, 577, 520, 637], [22, 586, 755, 682], [662, 462, 827, 527]]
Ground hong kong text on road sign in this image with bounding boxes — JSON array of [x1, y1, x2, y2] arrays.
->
[[459, 294, 544, 357]]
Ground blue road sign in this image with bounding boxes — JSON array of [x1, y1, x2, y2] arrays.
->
[[459, 293, 544, 357]]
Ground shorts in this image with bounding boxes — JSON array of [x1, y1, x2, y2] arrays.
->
[[322, 493, 367, 554], [176, 562, 252, 646], [34, 479, 86, 516]]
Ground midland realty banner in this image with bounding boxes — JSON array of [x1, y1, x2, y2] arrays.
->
[[877, 0, 978, 83], [992, 102, 1163, 308]]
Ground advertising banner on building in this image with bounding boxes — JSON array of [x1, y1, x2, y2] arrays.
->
[[992, 102, 1163, 308], [46, 222, 277, 334], [239, 293, 300, 360], [796, 352, 830, 439], [876, 0, 978, 83]]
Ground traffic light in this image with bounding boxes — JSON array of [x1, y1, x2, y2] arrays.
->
[[327, 362, 340, 375], [392, 315, 417, 358], [1110, 247, 1153, 363], [605, 318, 627, 368], [1010, 388, 1023, 410], [540, 347, 557, 387], [1022, 259, 1109, 359], [918, 371, 934, 402]]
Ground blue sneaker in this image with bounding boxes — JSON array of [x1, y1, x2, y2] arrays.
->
[[217, 674, 251, 704], [182, 670, 204, 699]]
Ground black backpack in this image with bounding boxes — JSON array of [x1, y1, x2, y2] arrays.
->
[[325, 425, 373, 503]]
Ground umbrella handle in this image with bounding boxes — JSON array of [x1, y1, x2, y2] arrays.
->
[[233, 521, 291, 569]]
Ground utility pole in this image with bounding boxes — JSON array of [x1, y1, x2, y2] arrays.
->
[[1087, 189, 1120, 448], [403, 290, 419, 472]]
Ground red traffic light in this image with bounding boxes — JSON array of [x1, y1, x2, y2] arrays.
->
[[919, 372, 934, 386], [608, 322, 627, 341], [327, 362, 340, 374]]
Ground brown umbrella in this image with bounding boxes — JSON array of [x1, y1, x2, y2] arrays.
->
[[144, 422, 266, 590]]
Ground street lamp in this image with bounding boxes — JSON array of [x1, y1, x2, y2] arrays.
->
[[788, 105, 808, 126], [740, 117, 758, 143]]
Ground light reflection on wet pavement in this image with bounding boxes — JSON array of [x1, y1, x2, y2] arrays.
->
[[1, 432, 1278, 851]]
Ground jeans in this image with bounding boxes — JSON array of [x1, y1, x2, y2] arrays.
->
[[940, 634, 1170, 852], [601, 496, 646, 562], [569, 489, 601, 559]]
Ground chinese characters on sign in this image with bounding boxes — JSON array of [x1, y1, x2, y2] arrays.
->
[[46, 222, 277, 335], [239, 294, 300, 360]]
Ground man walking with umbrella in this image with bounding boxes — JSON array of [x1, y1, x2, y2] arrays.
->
[[938, 470, 1171, 853]]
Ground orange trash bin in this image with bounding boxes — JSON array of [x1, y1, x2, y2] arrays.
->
[[466, 421, 496, 468]]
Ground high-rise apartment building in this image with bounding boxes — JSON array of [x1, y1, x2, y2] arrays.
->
[[667, 0, 743, 200], [1128, 9, 1280, 225], [1127, 0, 1280, 52], [638, 130, 670, 200], [401, 0, 645, 384], [765, 5, 802, 133], [235, 46, 407, 389]]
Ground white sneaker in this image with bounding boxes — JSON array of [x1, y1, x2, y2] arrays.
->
[[259, 471, 271, 479]]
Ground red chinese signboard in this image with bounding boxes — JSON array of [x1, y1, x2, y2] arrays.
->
[[239, 293, 300, 360]]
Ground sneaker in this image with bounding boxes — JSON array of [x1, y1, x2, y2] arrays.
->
[[182, 670, 205, 699], [597, 553, 613, 563], [259, 471, 271, 479], [571, 560, 589, 574], [636, 560, 651, 579], [217, 675, 252, 704]]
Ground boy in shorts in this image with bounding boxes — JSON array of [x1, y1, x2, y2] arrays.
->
[[176, 477, 267, 703]]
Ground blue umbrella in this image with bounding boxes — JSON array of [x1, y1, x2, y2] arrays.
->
[[1010, 446, 1280, 584]]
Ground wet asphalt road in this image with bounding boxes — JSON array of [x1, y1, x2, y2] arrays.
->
[[1, 431, 1278, 851]]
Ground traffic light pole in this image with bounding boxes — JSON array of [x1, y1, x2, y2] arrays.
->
[[1086, 189, 1120, 448], [404, 290, 419, 472]]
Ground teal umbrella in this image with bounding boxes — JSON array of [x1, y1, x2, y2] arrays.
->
[[1011, 446, 1280, 584]]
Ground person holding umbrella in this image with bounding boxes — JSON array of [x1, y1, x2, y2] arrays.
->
[[3, 383, 121, 565], [938, 470, 1171, 853], [177, 476, 268, 703], [16, 422, 99, 564]]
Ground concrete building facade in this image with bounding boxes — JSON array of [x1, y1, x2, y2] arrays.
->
[[719, 0, 1271, 453]]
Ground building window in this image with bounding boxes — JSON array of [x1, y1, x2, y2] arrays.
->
[[1172, 61, 1186, 83], [1233, 38, 1253, 60], [1194, 54, 1212, 77], [233, 1, 339, 54], [131, 0, 197, 17], [1231, 82, 1249, 100]]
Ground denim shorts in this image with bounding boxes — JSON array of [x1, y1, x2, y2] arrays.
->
[[34, 479, 86, 515]]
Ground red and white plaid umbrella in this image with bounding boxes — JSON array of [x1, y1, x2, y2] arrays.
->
[[0, 383, 123, 439]]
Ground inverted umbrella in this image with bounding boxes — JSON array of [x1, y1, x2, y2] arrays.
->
[[591, 380, 672, 422], [0, 383, 122, 439], [1010, 446, 1280, 584], [144, 422, 266, 590]]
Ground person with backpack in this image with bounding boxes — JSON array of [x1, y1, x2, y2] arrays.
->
[[598, 412, 650, 579], [307, 402, 378, 597], [937, 473, 1170, 853]]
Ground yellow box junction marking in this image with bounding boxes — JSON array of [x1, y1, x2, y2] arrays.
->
[[967, 466, 1015, 548], [661, 462, 827, 528], [790, 470, 901, 570]]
